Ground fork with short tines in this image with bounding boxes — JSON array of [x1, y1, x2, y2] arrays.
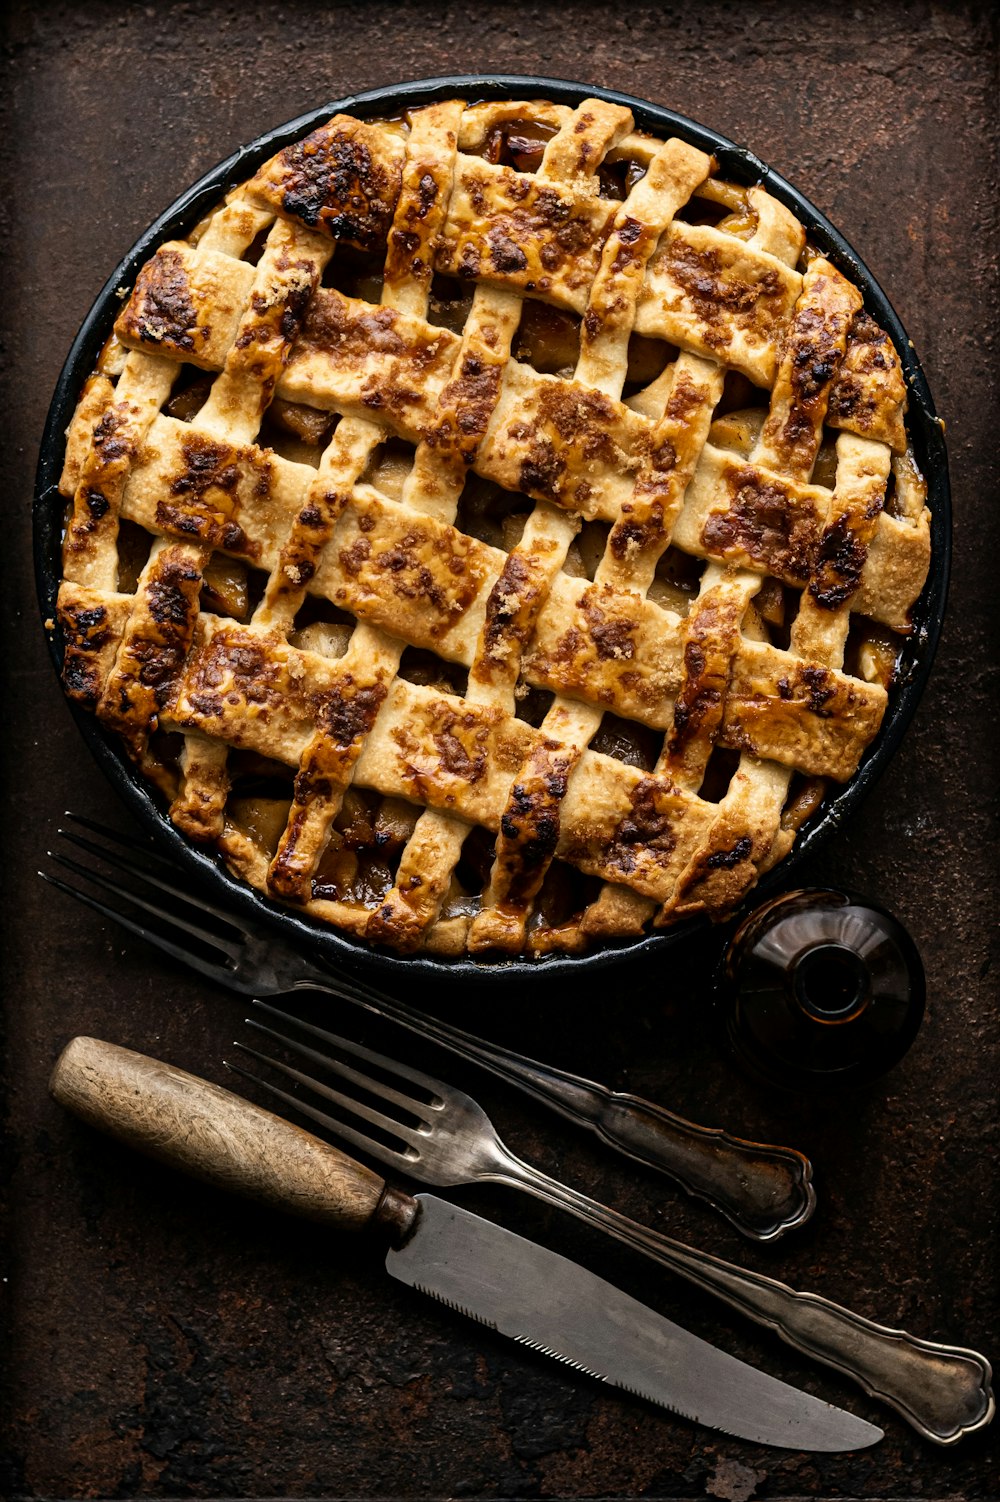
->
[[41, 813, 815, 1242], [228, 1002, 993, 1447]]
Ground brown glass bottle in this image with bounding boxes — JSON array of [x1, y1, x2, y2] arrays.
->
[[714, 888, 926, 1092]]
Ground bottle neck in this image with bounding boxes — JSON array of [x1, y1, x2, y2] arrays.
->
[[791, 942, 871, 1024], [714, 887, 926, 1092]]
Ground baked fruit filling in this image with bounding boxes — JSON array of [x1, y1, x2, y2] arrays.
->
[[55, 96, 932, 957]]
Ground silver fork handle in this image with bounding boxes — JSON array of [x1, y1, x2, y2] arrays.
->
[[304, 974, 814, 1241], [491, 1147, 993, 1446]]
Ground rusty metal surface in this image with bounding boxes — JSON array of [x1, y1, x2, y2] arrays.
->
[[1, 1, 998, 1497]]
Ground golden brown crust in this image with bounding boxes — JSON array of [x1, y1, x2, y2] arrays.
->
[[437, 160, 617, 309], [115, 244, 255, 368], [827, 311, 908, 452], [57, 97, 932, 956], [246, 115, 406, 250]]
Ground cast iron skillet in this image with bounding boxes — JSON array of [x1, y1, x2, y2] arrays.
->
[[34, 74, 950, 995]]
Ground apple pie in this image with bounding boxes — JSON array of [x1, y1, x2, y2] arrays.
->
[[55, 96, 932, 956]]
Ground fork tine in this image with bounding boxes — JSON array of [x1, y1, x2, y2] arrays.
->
[[250, 1000, 449, 1101], [245, 1018, 435, 1120], [39, 869, 237, 983], [238, 1032, 429, 1144], [62, 817, 415, 1017], [224, 1059, 406, 1173], [230, 1045, 423, 1162], [48, 850, 243, 961], [66, 810, 174, 852], [60, 819, 250, 937]]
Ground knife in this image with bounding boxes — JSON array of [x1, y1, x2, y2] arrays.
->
[[49, 1036, 881, 1452]]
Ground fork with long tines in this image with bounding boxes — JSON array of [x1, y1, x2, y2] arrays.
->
[[228, 1002, 993, 1447], [42, 813, 814, 1241]]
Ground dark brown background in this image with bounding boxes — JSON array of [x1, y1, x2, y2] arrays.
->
[[2, 2, 998, 1498]]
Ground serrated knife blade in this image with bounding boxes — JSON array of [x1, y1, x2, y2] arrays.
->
[[49, 1037, 884, 1453], [389, 1194, 882, 1451]]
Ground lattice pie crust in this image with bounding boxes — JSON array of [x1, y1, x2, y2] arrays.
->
[[56, 97, 932, 957]]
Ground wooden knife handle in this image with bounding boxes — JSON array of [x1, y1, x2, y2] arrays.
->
[[50, 1036, 417, 1241]]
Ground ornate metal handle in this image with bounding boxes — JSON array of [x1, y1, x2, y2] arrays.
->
[[497, 1059, 815, 1241], [496, 1149, 994, 1445], [307, 973, 814, 1240]]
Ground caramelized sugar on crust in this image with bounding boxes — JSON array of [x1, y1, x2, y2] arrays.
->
[[56, 97, 931, 957]]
